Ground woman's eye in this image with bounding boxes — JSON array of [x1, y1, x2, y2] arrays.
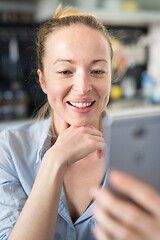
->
[[91, 70, 105, 75], [59, 70, 72, 75]]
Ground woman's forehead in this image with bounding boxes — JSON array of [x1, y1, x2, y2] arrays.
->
[[46, 23, 109, 45], [44, 24, 111, 60]]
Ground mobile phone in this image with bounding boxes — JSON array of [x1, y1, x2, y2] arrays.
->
[[103, 108, 160, 196]]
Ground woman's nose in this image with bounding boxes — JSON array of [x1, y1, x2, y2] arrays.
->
[[72, 72, 92, 94]]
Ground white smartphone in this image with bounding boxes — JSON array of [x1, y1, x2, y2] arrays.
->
[[103, 107, 160, 195]]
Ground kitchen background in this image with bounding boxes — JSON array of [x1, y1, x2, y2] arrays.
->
[[0, 0, 160, 124]]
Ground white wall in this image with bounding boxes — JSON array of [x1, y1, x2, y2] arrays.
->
[[0, 1, 35, 13], [34, 0, 59, 22]]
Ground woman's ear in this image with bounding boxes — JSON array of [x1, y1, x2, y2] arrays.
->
[[37, 69, 47, 94]]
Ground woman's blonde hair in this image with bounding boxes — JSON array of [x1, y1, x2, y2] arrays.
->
[[36, 4, 113, 128]]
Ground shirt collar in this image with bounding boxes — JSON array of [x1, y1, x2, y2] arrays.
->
[[36, 118, 57, 164]]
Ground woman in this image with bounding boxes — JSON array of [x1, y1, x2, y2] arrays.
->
[[0, 5, 160, 240]]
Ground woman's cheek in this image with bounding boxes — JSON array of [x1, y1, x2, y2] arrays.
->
[[101, 84, 111, 109]]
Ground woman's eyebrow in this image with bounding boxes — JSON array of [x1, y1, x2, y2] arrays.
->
[[91, 59, 108, 64], [54, 58, 75, 64]]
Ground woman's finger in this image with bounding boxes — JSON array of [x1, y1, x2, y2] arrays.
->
[[109, 171, 160, 218], [93, 203, 143, 240], [92, 187, 160, 240], [92, 224, 112, 240], [97, 150, 102, 159], [53, 125, 105, 165]]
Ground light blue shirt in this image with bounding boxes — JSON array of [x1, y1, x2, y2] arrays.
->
[[0, 116, 109, 240]]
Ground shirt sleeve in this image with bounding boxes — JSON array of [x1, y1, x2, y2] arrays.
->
[[0, 130, 27, 240]]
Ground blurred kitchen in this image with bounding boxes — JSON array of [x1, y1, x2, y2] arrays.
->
[[0, 0, 160, 129]]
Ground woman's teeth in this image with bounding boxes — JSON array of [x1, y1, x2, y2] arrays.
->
[[69, 102, 92, 109]]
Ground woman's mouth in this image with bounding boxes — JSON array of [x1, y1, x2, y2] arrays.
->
[[67, 101, 95, 113], [67, 101, 95, 109]]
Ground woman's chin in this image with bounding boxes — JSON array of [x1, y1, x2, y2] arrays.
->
[[67, 118, 96, 127]]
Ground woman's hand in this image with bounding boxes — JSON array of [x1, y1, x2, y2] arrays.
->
[[44, 120, 105, 167], [92, 171, 160, 240]]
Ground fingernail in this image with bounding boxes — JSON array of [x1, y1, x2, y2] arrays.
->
[[90, 187, 99, 197], [109, 170, 122, 185]]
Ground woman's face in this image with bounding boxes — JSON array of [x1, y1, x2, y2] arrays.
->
[[38, 24, 111, 130]]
